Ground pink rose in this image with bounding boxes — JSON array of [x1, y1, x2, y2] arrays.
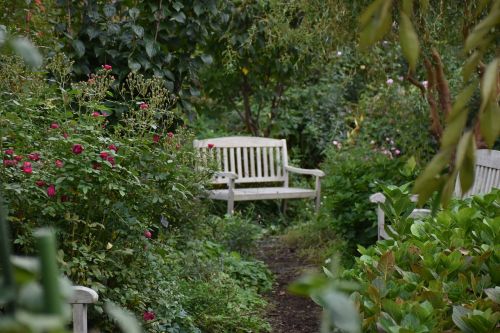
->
[[153, 134, 160, 143], [63, 133, 69, 139], [144, 230, 152, 239], [207, 143, 214, 149], [47, 184, 56, 197], [14, 155, 23, 162], [22, 162, 33, 174], [106, 156, 115, 166], [28, 153, 40, 161], [108, 144, 118, 152], [92, 112, 101, 117], [386, 78, 394, 85], [50, 123, 60, 129], [55, 160, 64, 168], [35, 180, 46, 187], [395, 149, 401, 156], [143, 311, 155, 321], [100, 151, 109, 159], [139, 102, 149, 110], [102, 64, 112, 71], [176, 143, 181, 150], [72, 144, 84, 154], [167, 132, 174, 138], [4, 149, 14, 155]]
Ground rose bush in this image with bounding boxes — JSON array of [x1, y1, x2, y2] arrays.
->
[[0, 55, 271, 332]]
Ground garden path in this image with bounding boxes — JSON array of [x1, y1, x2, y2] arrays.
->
[[256, 236, 321, 333]]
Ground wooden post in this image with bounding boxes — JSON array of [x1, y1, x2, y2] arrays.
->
[[315, 176, 321, 213], [69, 286, 98, 333]]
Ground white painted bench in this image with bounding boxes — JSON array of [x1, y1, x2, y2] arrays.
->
[[193, 136, 325, 215], [69, 286, 98, 333], [370, 149, 500, 240]]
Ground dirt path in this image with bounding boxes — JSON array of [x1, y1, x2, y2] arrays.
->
[[256, 236, 321, 333]]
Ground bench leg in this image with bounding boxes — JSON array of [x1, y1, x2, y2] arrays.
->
[[315, 176, 321, 214], [227, 198, 234, 215], [281, 199, 288, 215], [72, 303, 87, 333]]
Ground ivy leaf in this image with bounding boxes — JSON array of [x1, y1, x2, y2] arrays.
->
[[129, 8, 140, 20], [128, 59, 141, 72], [103, 4, 116, 17], [171, 12, 186, 23], [145, 39, 156, 58], [132, 25, 144, 38], [72, 39, 85, 58], [193, 3, 203, 16]]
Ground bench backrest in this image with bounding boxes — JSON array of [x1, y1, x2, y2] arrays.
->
[[193, 136, 289, 185], [455, 149, 500, 197]]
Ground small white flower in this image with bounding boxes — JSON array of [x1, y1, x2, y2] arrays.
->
[[370, 140, 375, 145], [333, 140, 338, 145], [386, 78, 394, 85], [422, 81, 428, 89], [398, 76, 404, 81], [337, 51, 342, 56], [395, 149, 401, 155]]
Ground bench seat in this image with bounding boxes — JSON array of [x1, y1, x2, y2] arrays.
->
[[209, 187, 316, 201]]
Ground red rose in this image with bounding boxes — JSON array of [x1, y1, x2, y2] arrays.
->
[[107, 156, 116, 165], [102, 64, 112, 71], [139, 102, 149, 110], [47, 184, 56, 197], [100, 151, 109, 159], [35, 180, 45, 187], [92, 112, 101, 117], [14, 155, 23, 162], [3, 160, 17, 167], [153, 134, 160, 143], [72, 144, 84, 154], [108, 144, 118, 152], [144, 230, 152, 239], [207, 143, 215, 149], [4, 149, 14, 155], [55, 160, 64, 168], [22, 161, 33, 174], [28, 153, 40, 161], [167, 132, 174, 138], [92, 162, 102, 170], [143, 311, 155, 321], [50, 123, 60, 129]]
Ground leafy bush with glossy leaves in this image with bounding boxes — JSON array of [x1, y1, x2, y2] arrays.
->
[[343, 188, 500, 332]]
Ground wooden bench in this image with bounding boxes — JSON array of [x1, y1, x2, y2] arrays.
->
[[69, 286, 98, 333], [370, 149, 500, 240], [193, 136, 325, 215]]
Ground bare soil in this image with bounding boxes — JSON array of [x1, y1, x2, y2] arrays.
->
[[256, 236, 321, 333]]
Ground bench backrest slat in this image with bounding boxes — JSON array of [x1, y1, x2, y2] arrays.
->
[[455, 149, 500, 197], [194, 136, 288, 185]]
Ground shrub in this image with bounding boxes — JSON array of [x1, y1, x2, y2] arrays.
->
[[0, 55, 272, 332], [343, 189, 500, 332], [320, 145, 415, 248]]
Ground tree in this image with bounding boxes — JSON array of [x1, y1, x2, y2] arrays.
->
[[360, 0, 500, 205]]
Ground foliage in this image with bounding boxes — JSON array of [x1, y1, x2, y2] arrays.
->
[[360, 0, 500, 206], [320, 145, 416, 248], [343, 188, 500, 332], [0, 54, 271, 332]]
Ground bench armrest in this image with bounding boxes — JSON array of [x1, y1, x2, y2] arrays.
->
[[69, 286, 98, 304], [285, 166, 325, 177], [215, 171, 238, 179]]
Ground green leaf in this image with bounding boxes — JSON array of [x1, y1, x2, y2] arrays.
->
[[132, 25, 144, 38], [105, 302, 142, 333], [441, 109, 468, 149], [452, 306, 474, 333], [171, 12, 186, 23], [128, 59, 141, 72], [72, 39, 85, 58], [480, 59, 499, 103], [145, 39, 156, 59], [462, 51, 481, 82], [399, 12, 420, 71], [458, 132, 475, 195], [11, 38, 43, 68], [413, 148, 452, 203], [484, 287, 500, 303], [201, 54, 213, 64], [319, 290, 361, 333], [103, 4, 116, 17], [129, 8, 140, 20]]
